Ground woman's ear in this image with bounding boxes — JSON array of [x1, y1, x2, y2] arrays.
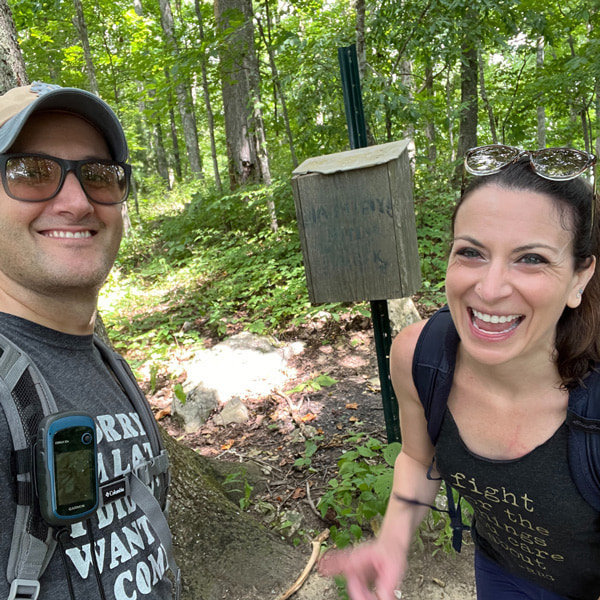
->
[[567, 256, 596, 308]]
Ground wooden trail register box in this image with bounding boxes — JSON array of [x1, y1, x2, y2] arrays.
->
[[292, 140, 421, 304]]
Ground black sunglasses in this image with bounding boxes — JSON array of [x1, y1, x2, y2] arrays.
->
[[463, 144, 597, 230], [0, 153, 131, 205]]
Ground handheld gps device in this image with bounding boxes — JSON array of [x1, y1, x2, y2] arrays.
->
[[36, 411, 99, 526]]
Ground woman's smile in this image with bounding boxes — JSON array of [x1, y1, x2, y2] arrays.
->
[[469, 308, 524, 335]]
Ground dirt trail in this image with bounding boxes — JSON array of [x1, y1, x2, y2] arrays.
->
[[154, 314, 477, 599]]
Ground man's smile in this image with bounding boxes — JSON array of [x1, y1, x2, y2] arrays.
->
[[40, 229, 95, 239]]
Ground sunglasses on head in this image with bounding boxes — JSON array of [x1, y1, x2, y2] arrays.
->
[[463, 143, 597, 230]]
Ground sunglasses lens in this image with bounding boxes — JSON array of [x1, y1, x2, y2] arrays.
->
[[80, 161, 129, 204], [531, 148, 592, 180], [5, 155, 61, 201], [465, 145, 520, 175]]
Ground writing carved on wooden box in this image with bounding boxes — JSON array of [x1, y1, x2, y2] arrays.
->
[[292, 140, 421, 304]]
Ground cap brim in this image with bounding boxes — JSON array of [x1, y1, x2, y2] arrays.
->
[[0, 87, 128, 162]]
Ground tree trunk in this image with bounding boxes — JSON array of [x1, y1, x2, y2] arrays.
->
[[152, 110, 171, 185], [194, 0, 223, 193], [255, 8, 298, 169], [165, 68, 184, 180], [596, 80, 600, 158], [161, 428, 329, 600], [133, 0, 170, 188], [72, 0, 99, 95], [214, 0, 270, 189], [354, 0, 366, 80], [158, 0, 203, 177], [424, 62, 437, 169], [536, 37, 546, 149], [454, 35, 478, 184], [244, 5, 273, 197], [478, 51, 496, 144], [0, 0, 28, 90], [401, 59, 416, 159], [445, 64, 456, 162]]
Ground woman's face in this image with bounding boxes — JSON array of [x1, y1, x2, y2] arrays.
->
[[445, 184, 595, 367]]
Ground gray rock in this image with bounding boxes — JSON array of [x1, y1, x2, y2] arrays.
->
[[173, 384, 219, 432], [213, 396, 249, 425], [387, 297, 421, 336], [173, 332, 305, 432]]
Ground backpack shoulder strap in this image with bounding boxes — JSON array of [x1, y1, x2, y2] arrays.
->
[[411, 305, 460, 445], [92, 337, 181, 597], [0, 332, 57, 600], [566, 370, 600, 512], [410, 306, 467, 552], [93, 336, 170, 508]]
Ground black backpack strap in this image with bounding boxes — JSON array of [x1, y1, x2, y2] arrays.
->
[[566, 371, 600, 512], [411, 306, 468, 551], [411, 305, 460, 445]]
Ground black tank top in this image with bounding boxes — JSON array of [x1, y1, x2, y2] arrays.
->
[[435, 410, 600, 600]]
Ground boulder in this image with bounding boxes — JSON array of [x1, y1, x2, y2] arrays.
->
[[173, 332, 304, 432]]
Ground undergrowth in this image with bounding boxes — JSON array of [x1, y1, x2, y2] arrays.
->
[[100, 179, 368, 360], [101, 174, 451, 357], [314, 433, 472, 556]]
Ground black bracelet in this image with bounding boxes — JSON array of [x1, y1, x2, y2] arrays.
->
[[392, 493, 439, 512]]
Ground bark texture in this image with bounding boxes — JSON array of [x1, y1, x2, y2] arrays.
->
[[214, 0, 270, 189], [161, 429, 310, 600], [0, 0, 28, 91], [158, 0, 203, 176]]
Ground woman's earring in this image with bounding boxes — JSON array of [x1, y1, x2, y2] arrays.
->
[[577, 288, 584, 299]]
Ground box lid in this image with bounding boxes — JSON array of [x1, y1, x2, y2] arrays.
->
[[293, 140, 411, 176]]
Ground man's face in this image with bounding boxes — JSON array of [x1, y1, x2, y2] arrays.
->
[[0, 112, 123, 301]]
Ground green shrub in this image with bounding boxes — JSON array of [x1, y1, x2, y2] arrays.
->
[[318, 434, 473, 554], [318, 436, 401, 548]]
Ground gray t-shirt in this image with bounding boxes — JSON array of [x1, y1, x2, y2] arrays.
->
[[0, 312, 173, 599]]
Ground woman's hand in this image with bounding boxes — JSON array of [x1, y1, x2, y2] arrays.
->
[[319, 539, 406, 600]]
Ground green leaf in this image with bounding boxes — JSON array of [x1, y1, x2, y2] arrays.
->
[[313, 374, 337, 387], [383, 442, 402, 466], [173, 384, 187, 405]]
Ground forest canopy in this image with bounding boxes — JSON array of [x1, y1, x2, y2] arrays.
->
[[5, 0, 599, 199]]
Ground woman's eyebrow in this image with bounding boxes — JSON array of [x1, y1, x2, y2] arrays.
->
[[512, 242, 560, 253], [454, 236, 561, 254], [453, 235, 484, 247]]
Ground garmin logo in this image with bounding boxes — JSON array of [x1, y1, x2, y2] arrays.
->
[[68, 504, 85, 512]]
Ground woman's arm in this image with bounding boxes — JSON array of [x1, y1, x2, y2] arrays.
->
[[319, 321, 441, 600]]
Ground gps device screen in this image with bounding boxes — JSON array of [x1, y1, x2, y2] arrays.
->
[[37, 412, 99, 526], [53, 426, 97, 515]]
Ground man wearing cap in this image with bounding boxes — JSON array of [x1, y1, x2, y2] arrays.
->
[[0, 82, 176, 599]]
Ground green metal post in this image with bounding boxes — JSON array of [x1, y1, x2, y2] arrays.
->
[[338, 45, 401, 443]]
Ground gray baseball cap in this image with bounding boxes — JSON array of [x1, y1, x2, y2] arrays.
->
[[0, 81, 128, 162]]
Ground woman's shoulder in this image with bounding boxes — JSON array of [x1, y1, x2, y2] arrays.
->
[[390, 319, 428, 367], [390, 319, 438, 460]]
